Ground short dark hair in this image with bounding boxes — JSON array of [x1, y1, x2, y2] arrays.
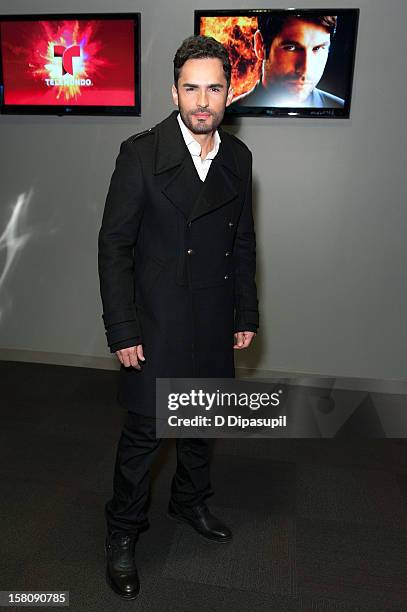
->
[[257, 14, 337, 57], [173, 35, 232, 89]]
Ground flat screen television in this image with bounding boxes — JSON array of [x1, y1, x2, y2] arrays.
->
[[0, 13, 141, 116], [195, 8, 359, 118]]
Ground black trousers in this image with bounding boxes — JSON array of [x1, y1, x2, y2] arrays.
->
[[105, 411, 213, 535]]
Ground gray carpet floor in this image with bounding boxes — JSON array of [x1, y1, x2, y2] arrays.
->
[[1, 360, 406, 611]]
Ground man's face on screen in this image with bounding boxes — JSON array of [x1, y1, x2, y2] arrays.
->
[[262, 19, 331, 104], [172, 57, 233, 135]]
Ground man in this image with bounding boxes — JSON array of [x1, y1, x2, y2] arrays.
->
[[98, 35, 259, 600], [239, 14, 344, 108]]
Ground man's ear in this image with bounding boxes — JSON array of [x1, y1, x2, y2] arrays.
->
[[171, 84, 179, 107], [226, 85, 234, 107], [253, 30, 265, 61]]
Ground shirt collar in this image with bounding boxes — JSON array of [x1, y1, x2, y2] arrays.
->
[[177, 112, 221, 161]]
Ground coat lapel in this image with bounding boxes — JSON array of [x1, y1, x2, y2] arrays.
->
[[153, 111, 242, 222], [160, 157, 203, 220], [188, 133, 241, 223]]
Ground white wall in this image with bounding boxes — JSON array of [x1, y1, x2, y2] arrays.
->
[[0, 0, 406, 379]]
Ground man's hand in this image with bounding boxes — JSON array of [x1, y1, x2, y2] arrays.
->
[[115, 344, 145, 369], [233, 331, 256, 349]]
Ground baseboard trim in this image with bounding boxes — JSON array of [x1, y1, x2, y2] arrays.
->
[[0, 349, 405, 393], [0, 348, 118, 371], [0, 347, 291, 377]]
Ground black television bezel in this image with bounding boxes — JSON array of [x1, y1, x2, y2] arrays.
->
[[194, 8, 359, 119], [0, 12, 141, 116]]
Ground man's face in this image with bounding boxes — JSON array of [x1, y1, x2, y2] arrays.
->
[[261, 19, 331, 103], [172, 57, 233, 135]]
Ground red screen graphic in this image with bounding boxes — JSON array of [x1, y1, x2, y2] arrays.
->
[[1, 19, 136, 106]]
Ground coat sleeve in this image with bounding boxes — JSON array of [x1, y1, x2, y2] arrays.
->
[[233, 151, 259, 333], [98, 139, 145, 353]]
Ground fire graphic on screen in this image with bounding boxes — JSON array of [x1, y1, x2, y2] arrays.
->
[[200, 17, 262, 99], [27, 20, 108, 101]]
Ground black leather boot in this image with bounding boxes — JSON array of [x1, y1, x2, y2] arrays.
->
[[105, 530, 140, 599], [167, 501, 232, 543]]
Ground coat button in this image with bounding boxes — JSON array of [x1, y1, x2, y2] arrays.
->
[[187, 248, 194, 255], [225, 251, 230, 256], [228, 221, 234, 228], [224, 274, 228, 280]]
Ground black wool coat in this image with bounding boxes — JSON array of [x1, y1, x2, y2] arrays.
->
[[98, 110, 259, 416]]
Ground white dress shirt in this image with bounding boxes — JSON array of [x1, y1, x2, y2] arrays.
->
[[177, 112, 221, 182]]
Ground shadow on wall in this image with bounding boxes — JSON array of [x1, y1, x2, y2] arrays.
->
[[0, 190, 33, 322]]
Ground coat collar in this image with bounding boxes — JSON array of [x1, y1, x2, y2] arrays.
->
[[154, 111, 242, 223], [177, 112, 221, 161], [153, 110, 241, 179]]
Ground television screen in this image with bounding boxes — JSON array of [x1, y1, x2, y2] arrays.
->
[[0, 13, 141, 115], [195, 9, 359, 118]]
